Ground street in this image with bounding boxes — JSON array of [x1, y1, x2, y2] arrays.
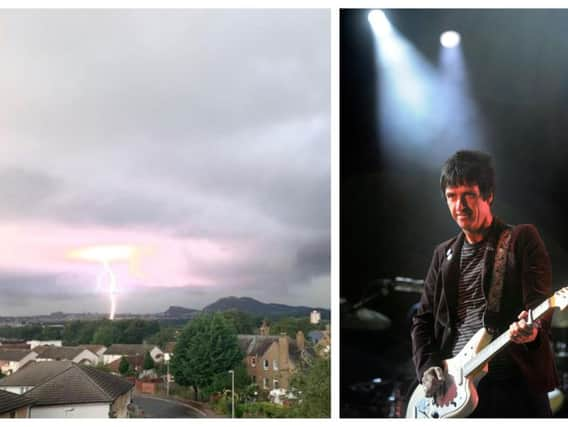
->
[[132, 392, 207, 418]]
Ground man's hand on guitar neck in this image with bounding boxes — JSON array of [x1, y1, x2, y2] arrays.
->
[[509, 310, 539, 344]]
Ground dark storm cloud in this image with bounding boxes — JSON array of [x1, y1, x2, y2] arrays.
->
[[0, 168, 62, 217], [0, 10, 330, 315]]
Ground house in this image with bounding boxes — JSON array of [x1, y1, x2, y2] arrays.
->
[[238, 323, 312, 391], [0, 389, 34, 418], [0, 360, 134, 418], [27, 340, 62, 350], [0, 340, 31, 350], [34, 346, 99, 366], [102, 344, 163, 365], [308, 325, 331, 357], [0, 349, 38, 375], [78, 345, 107, 364], [105, 355, 144, 374]]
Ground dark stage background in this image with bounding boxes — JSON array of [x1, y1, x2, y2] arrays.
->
[[340, 9, 568, 417]]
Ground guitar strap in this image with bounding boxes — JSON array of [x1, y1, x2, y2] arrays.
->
[[485, 227, 513, 330]]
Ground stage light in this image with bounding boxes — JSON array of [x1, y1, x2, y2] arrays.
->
[[440, 31, 461, 48], [368, 10, 392, 37]]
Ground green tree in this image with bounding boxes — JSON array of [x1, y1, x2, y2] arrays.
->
[[119, 356, 130, 375], [269, 317, 318, 338], [201, 363, 250, 400], [290, 356, 330, 418], [146, 327, 177, 348], [170, 312, 243, 400], [92, 321, 119, 346], [222, 310, 260, 334], [122, 319, 160, 344], [143, 351, 155, 370]]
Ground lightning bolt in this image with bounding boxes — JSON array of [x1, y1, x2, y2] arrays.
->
[[98, 260, 118, 320], [68, 244, 141, 321]]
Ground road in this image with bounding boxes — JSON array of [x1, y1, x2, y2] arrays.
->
[[132, 392, 207, 418]]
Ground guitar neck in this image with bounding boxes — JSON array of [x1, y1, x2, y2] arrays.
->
[[463, 298, 553, 377]]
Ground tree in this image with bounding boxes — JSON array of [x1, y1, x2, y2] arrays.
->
[[146, 327, 178, 348], [170, 312, 243, 400], [222, 310, 261, 334], [290, 356, 330, 418], [119, 356, 130, 375], [143, 351, 155, 370], [269, 317, 318, 338], [92, 321, 118, 346], [201, 363, 250, 400]]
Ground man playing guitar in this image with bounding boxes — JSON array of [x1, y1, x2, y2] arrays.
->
[[410, 150, 558, 417]]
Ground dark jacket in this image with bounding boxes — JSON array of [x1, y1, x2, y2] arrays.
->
[[410, 217, 558, 393]]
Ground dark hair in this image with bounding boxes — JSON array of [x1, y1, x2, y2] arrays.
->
[[440, 150, 495, 201]]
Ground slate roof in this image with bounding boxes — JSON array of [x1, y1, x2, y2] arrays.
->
[[78, 345, 106, 354], [0, 360, 133, 407], [0, 349, 34, 362], [35, 346, 90, 361], [237, 334, 314, 365], [0, 341, 31, 350], [237, 335, 279, 356], [308, 330, 325, 342], [104, 344, 158, 356], [0, 360, 72, 386], [0, 389, 34, 414], [24, 364, 133, 406]]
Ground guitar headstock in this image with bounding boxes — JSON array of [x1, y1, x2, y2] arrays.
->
[[552, 287, 568, 311]]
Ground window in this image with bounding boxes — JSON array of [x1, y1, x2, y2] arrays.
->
[[251, 357, 256, 367], [263, 359, 269, 371], [252, 376, 256, 383], [273, 360, 279, 370], [273, 379, 279, 389], [263, 377, 269, 389]]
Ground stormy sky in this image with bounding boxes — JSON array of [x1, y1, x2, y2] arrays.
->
[[0, 9, 330, 316]]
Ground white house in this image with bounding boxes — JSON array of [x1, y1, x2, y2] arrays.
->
[[0, 360, 134, 418], [34, 346, 98, 365], [78, 345, 107, 364], [0, 350, 38, 375], [27, 340, 62, 350], [102, 344, 163, 365]]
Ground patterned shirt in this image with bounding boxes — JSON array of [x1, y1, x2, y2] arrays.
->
[[452, 239, 514, 380], [452, 239, 487, 356]]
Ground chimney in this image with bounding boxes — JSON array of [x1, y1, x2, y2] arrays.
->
[[259, 320, 270, 336], [278, 332, 289, 371], [296, 330, 305, 351]]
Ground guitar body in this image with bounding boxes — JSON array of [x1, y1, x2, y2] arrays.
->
[[406, 328, 493, 418]]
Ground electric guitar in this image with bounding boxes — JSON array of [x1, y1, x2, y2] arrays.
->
[[405, 286, 568, 418]]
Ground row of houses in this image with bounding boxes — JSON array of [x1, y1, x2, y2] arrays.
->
[[0, 342, 166, 376], [0, 323, 331, 417], [238, 323, 331, 392]]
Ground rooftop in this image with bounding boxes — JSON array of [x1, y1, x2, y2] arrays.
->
[[104, 344, 159, 356], [35, 346, 93, 361], [0, 389, 35, 414], [0, 360, 133, 407], [0, 349, 35, 362]]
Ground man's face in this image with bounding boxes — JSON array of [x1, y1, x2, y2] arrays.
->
[[444, 184, 493, 233]]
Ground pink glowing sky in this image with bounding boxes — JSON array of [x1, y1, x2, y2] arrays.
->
[[0, 10, 330, 316], [0, 221, 251, 287]]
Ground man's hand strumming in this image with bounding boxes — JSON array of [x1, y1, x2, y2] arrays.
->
[[421, 366, 446, 398]]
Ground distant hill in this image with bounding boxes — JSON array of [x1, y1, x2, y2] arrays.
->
[[162, 306, 200, 319], [202, 296, 330, 320]]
